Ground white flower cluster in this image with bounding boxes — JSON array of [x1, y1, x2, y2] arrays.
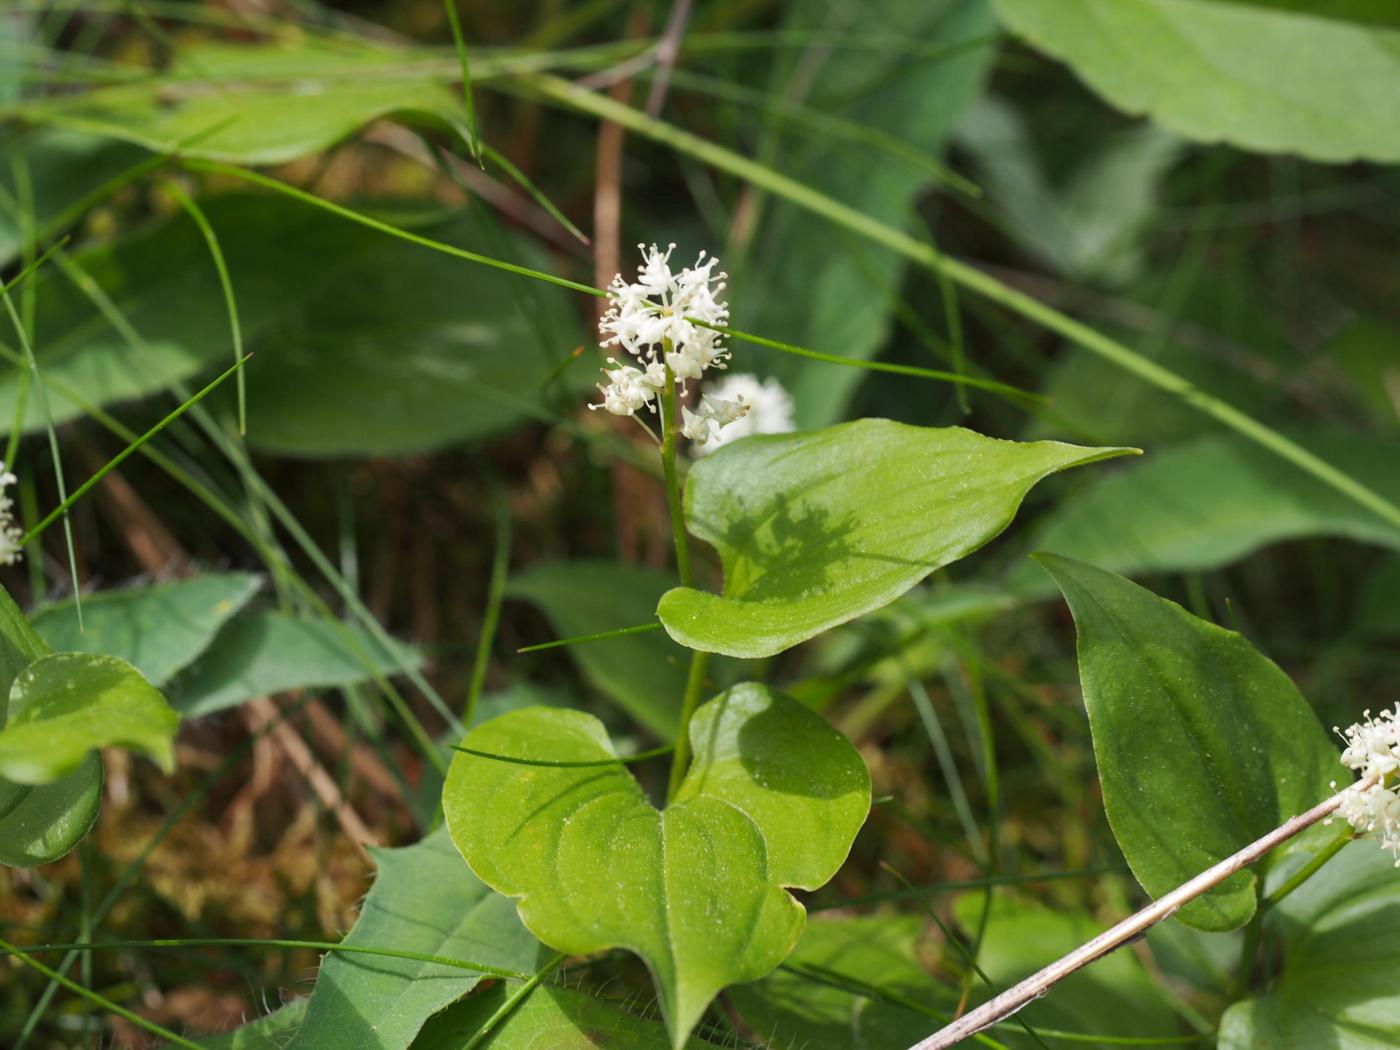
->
[[1330, 705, 1400, 865], [690, 373, 796, 456], [0, 463, 21, 566], [592, 243, 734, 421]]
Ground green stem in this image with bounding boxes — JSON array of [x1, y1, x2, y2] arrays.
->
[[1262, 826, 1354, 910], [659, 367, 692, 588], [666, 648, 712, 803]]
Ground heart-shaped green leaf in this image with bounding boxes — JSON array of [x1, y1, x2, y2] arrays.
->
[[0, 652, 179, 785], [1037, 554, 1338, 931], [1218, 841, 1400, 1047], [658, 420, 1133, 658], [443, 683, 870, 1048]]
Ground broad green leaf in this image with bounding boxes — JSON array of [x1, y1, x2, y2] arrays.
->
[[994, 0, 1400, 163], [727, 915, 950, 1048], [952, 895, 1182, 1045], [190, 999, 308, 1048], [0, 652, 178, 784], [12, 38, 467, 165], [1037, 555, 1338, 931], [734, 0, 997, 427], [1219, 842, 1400, 1048], [413, 982, 724, 1049], [286, 826, 543, 1050], [507, 561, 695, 738], [0, 582, 103, 868], [33, 573, 261, 685], [0, 753, 102, 868], [956, 95, 1184, 286], [658, 420, 1133, 658], [1, 195, 582, 455], [170, 613, 421, 717], [443, 683, 870, 1048], [1009, 430, 1400, 597]]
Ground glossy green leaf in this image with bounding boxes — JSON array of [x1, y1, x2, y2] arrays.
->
[[1219, 841, 1400, 1048], [728, 915, 950, 1048], [734, 0, 997, 426], [0, 753, 102, 868], [506, 561, 690, 739], [953, 895, 1182, 1045], [994, 0, 1400, 163], [170, 613, 421, 717], [286, 826, 542, 1050], [1, 194, 581, 455], [0, 582, 103, 868], [13, 38, 467, 165], [1009, 429, 1400, 597], [658, 420, 1133, 658], [1037, 555, 1338, 931], [0, 653, 178, 784], [33, 574, 261, 685], [443, 683, 870, 1048], [191, 999, 308, 1048], [414, 983, 724, 1049]]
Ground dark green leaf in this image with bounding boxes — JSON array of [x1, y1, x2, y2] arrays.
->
[[287, 826, 542, 1050], [1010, 429, 1400, 597], [1037, 555, 1338, 930], [171, 612, 421, 717], [0, 753, 102, 868], [413, 982, 724, 1049], [735, 0, 997, 426], [659, 420, 1132, 658], [1218, 842, 1400, 1047], [32, 574, 261, 686], [443, 684, 870, 1048]]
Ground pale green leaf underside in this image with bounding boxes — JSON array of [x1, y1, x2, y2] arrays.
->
[[659, 420, 1133, 658], [1219, 842, 1400, 1048], [286, 826, 541, 1050], [0, 653, 179, 785], [994, 0, 1400, 163], [443, 684, 870, 1048], [1037, 555, 1338, 931]]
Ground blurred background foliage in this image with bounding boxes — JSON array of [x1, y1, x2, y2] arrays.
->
[[1, 0, 1399, 1046]]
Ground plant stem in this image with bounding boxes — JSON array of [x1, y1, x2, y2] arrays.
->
[[906, 776, 1375, 1050], [659, 366, 693, 587], [667, 647, 712, 803], [1262, 825, 1354, 910]]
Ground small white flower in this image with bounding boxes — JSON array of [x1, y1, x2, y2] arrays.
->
[[0, 464, 21, 566], [589, 358, 659, 417], [680, 405, 713, 445], [595, 243, 730, 416], [1330, 705, 1400, 865], [679, 393, 752, 447], [691, 373, 795, 456]]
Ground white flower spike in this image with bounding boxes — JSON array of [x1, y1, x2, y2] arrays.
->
[[594, 243, 731, 416], [691, 373, 796, 456], [0, 463, 22, 566], [1329, 705, 1400, 865]]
